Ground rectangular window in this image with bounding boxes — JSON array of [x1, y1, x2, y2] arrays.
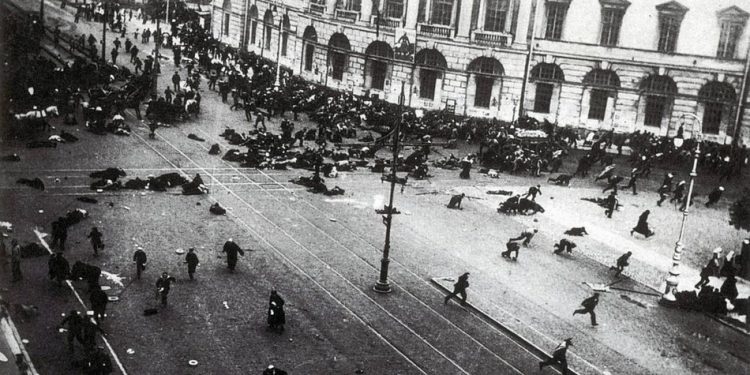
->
[[533, 83, 554, 113], [544, 2, 567, 40], [371, 61, 388, 90], [250, 21, 257, 44], [281, 32, 288, 56], [657, 15, 681, 53], [644, 95, 667, 126], [702, 102, 722, 134], [331, 52, 346, 80], [418, 0, 426, 23], [431, 0, 454, 26], [474, 76, 494, 108], [717, 21, 743, 59], [265, 26, 272, 50], [341, 0, 361, 11], [484, 0, 508, 32], [599, 8, 624, 46], [304, 45, 315, 71], [420, 69, 439, 99], [223, 13, 230, 36], [588, 89, 609, 120], [385, 0, 404, 19]]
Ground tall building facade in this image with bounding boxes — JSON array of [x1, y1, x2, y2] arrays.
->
[[212, 0, 750, 144]]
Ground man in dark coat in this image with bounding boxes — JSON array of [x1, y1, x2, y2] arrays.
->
[[622, 168, 640, 195], [87, 227, 104, 257], [631, 210, 654, 238], [172, 71, 181, 91], [79, 317, 105, 352], [610, 251, 632, 277], [444, 272, 470, 306], [602, 175, 623, 194], [267, 291, 286, 332], [48, 252, 70, 286], [539, 338, 573, 374], [524, 184, 542, 201], [573, 293, 600, 326], [222, 238, 245, 272], [50, 219, 68, 251], [156, 272, 176, 306], [57, 310, 84, 353], [553, 239, 577, 255], [656, 184, 670, 206], [604, 191, 618, 219], [510, 228, 538, 247], [670, 181, 686, 204], [447, 193, 465, 209], [502, 241, 521, 261], [705, 186, 725, 207], [90, 284, 108, 322], [185, 248, 199, 280], [696, 250, 721, 289], [133, 247, 147, 280]]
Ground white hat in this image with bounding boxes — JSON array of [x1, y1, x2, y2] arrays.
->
[[719, 186, 725, 191], [713, 247, 723, 254]]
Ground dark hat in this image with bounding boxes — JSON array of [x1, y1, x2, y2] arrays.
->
[[564, 338, 574, 346]]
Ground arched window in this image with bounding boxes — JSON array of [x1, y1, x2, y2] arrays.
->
[[583, 69, 620, 120], [249, 6, 258, 46], [530, 63, 564, 113], [468, 57, 504, 108], [365, 41, 394, 90], [699, 81, 736, 134], [302, 26, 318, 72], [639, 74, 677, 127], [281, 15, 290, 57], [263, 10, 274, 51], [328, 33, 351, 80], [415, 49, 447, 100]]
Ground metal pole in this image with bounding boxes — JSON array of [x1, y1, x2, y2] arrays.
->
[[374, 82, 405, 294], [662, 114, 701, 303], [39, 0, 45, 29], [518, 0, 537, 117], [102, 1, 107, 63], [274, 15, 282, 90], [731, 42, 750, 149]]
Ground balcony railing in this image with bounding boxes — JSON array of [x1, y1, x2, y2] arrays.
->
[[335, 9, 360, 23], [371, 15, 402, 30], [417, 23, 454, 39], [309, 3, 326, 15], [472, 29, 513, 48]]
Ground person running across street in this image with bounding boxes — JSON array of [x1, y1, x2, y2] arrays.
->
[[443, 272, 470, 306]]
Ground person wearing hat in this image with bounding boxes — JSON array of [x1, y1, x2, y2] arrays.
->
[[573, 293, 600, 326], [133, 247, 147, 280], [609, 251, 632, 277], [262, 365, 288, 375], [660, 172, 674, 192], [622, 168, 640, 195], [669, 180, 687, 205], [87, 227, 104, 257], [156, 272, 177, 306], [444, 272, 470, 306], [539, 338, 572, 374], [695, 249, 722, 289], [185, 248, 199, 280], [57, 310, 84, 353], [705, 186, 725, 207], [604, 191, 619, 219], [222, 238, 245, 272], [524, 184, 542, 201], [267, 291, 286, 333]]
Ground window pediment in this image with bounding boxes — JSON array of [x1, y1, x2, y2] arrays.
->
[[656, 1, 688, 17], [718, 6, 749, 23], [599, 0, 630, 10]]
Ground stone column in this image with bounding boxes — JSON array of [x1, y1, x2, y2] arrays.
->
[[404, 0, 420, 29], [514, 0, 533, 46], [361, 0, 373, 24], [456, 0, 475, 38], [326, 0, 337, 16]]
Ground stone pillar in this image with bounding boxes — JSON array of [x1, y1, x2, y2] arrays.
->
[[326, 0, 337, 16], [404, 0, 420, 29], [361, 0, 373, 24], [456, 0, 475, 38], [514, 0, 533, 46]]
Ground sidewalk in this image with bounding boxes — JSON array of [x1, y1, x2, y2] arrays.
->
[[0, 303, 37, 375]]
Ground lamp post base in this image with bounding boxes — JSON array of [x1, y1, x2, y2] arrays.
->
[[373, 281, 392, 294]]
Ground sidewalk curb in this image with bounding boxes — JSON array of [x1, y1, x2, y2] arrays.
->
[[430, 277, 584, 375], [0, 307, 38, 375]]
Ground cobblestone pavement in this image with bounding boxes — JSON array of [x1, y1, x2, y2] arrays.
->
[[1, 1, 749, 374]]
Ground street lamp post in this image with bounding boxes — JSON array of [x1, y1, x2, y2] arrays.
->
[[662, 113, 702, 304], [374, 82, 406, 294], [274, 15, 283, 90], [101, 1, 107, 63], [39, 0, 45, 29]]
